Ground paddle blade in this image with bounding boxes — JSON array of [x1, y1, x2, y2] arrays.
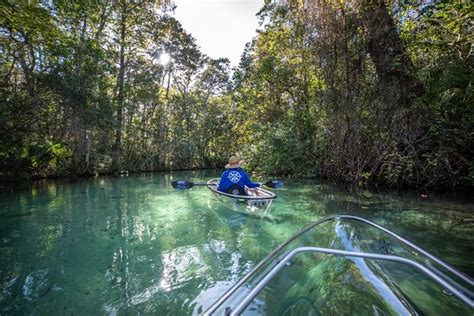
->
[[171, 180, 194, 190], [264, 180, 284, 189]]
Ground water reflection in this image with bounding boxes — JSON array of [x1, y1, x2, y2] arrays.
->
[[334, 223, 412, 315], [159, 245, 210, 292], [0, 171, 472, 315], [211, 216, 472, 315]]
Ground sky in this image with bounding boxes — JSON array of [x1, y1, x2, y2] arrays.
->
[[172, 0, 264, 67]]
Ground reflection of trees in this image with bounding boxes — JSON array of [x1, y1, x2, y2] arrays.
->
[[245, 222, 410, 315], [1, 171, 472, 314], [313, 181, 474, 275], [237, 218, 471, 315]]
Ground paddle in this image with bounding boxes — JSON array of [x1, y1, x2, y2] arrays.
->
[[171, 179, 284, 190]]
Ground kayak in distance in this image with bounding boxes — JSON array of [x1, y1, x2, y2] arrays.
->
[[206, 178, 277, 214]]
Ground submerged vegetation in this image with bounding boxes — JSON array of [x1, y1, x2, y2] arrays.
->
[[0, 0, 472, 189]]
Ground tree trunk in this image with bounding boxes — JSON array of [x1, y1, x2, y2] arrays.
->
[[356, 0, 424, 108], [113, 3, 127, 173]]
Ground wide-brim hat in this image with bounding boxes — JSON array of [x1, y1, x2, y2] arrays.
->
[[225, 155, 244, 169]]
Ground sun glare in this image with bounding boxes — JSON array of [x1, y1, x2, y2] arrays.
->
[[160, 52, 171, 65]]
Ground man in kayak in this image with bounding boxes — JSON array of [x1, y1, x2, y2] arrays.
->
[[217, 155, 261, 195]]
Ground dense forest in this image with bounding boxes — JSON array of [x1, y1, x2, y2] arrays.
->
[[0, 0, 472, 189]]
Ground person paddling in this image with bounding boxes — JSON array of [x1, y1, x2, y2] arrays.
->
[[217, 155, 260, 195]]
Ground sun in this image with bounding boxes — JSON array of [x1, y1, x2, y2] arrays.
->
[[159, 52, 171, 65]]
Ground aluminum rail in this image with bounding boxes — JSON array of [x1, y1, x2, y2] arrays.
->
[[338, 215, 473, 287], [204, 215, 474, 315], [230, 247, 474, 315]]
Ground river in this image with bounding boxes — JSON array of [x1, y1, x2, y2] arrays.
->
[[0, 170, 472, 315]]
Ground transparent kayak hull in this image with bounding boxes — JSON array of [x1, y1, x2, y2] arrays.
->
[[206, 179, 276, 214], [203, 215, 473, 315]]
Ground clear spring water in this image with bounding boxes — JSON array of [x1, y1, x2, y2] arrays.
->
[[0, 170, 472, 315]]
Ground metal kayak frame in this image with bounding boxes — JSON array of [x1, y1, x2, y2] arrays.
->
[[204, 215, 474, 315]]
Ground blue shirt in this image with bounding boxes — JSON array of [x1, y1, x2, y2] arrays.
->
[[217, 168, 260, 192]]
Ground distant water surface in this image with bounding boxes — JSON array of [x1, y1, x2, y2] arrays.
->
[[0, 170, 472, 314]]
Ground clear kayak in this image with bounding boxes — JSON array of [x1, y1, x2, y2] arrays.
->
[[202, 215, 474, 315], [206, 178, 277, 214]]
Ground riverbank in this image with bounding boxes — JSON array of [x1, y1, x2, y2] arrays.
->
[[2, 169, 473, 209]]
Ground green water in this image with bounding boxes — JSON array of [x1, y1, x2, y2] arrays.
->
[[0, 170, 472, 315]]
